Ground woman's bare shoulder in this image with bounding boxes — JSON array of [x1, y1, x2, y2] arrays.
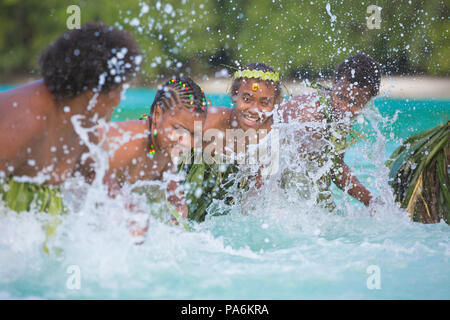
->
[[204, 106, 232, 130], [103, 120, 148, 168]]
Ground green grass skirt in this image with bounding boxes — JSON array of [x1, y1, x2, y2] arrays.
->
[[132, 185, 189, 231], [0, 176, 66, 254], [179, 157, 244, 222]]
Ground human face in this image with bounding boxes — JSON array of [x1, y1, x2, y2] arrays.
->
[[151, 104, 204, 157], [234, 79, 277, 130], [331, 80, 372, 119]]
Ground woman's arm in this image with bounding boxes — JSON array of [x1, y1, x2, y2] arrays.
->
[[166, 179, 188, 219], [331, 153, 373, 207]]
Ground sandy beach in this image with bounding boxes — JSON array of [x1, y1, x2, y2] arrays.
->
[[197, 76, 450, 99]]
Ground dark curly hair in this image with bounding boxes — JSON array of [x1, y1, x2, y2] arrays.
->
[[230, 62, 282, 103], [334, 53, 382, 97], [39, 22, 141, 102]]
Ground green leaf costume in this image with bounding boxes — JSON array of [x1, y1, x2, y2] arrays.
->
[[1, 176, 66, 254], [132, 184, 190, 231], [178, 154, 246, 222]]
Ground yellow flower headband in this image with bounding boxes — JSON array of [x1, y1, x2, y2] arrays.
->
[[233, 69, 280, 82]]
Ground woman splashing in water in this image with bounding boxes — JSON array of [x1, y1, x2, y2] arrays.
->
[[181, 63, 283, 221], [103, 76, 207, 234]]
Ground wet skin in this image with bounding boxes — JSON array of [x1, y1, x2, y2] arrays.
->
[[0, 80, 122, 185], [106, 104, 204, 185], [104, 103, 205, 218]]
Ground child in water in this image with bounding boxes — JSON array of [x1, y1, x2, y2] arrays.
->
[[103, 76, 207, 228], [203, 63, 282, 175], [0, 22, 141, 215], [280, 53, 382, 209], [204, 62, 282, 153], [182, 62, 283, 221]]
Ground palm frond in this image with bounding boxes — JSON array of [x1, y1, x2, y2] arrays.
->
[[388, 121, 449, 224]]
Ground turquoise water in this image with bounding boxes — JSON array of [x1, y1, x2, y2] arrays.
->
[[0, 85, 449, 299]]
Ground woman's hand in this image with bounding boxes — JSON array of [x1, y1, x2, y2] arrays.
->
[[124, 196, 149, 243], [167, 179, 189, 221]]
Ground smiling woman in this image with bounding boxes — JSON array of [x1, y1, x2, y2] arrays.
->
[[229, 63, 282, 132], [178, 63, 283, 221]]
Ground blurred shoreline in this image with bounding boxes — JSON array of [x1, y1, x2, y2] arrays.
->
[[198, 76, 450, 99], [1, 76, 449, 99]]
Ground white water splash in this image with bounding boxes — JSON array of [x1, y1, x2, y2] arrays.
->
[[326, 3, 337, 23]]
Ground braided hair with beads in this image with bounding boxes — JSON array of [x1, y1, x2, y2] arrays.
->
[[140, 76, 208, 156]]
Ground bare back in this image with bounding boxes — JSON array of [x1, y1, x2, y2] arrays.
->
[[0, 81, 90, 184]]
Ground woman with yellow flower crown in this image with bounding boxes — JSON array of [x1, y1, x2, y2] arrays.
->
[[178, 62, 283, 222], [182, 55, 384, 222]]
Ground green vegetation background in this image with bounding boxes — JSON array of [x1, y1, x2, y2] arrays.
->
[[0, 0, 448, 84]]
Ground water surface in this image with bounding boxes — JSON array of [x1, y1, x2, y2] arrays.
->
[[0, 86, 448, 299]]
